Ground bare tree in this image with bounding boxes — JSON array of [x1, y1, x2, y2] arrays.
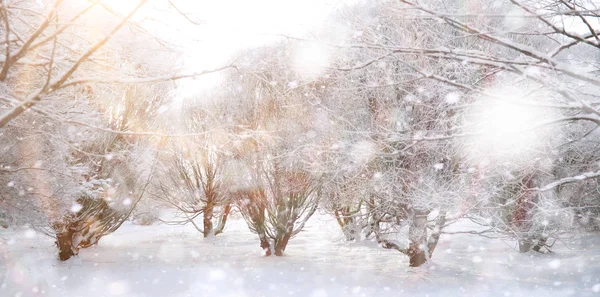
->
[[210, 46, 326, 256], [234, 154, 320, 256], [155, 143, 232, 238]]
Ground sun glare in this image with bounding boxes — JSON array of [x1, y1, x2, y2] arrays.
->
[[466, 87, 549, 163], [166, 0, 344, 99], [103, 0, 146, 17], [79, 0, 349, 100], [292, 42, 330, 80]]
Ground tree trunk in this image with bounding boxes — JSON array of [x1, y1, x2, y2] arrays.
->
[[427, 211, 447, 258], [408, 210, 428, 267], [55, 227, 76, 261], [514, 175, 540, 253], [342, 224, 357, 241], [519, 238, 532, 252], [259, 233, 271, 256], [274, 231, 292, 256], [335, 208, 357, 241], [214, 203, 231, 236], [532, 236, 547, 252], [408, 243, 427, 267], [203, 204, 214, 237]]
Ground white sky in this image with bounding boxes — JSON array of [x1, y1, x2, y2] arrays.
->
[[175, 0, 345, 97], [108, 0, 352, 99], [173, 0, 344, 59]]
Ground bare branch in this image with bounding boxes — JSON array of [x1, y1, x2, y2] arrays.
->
[[59, 64, 236, 89], [0, 0, 63, 81], [0, 0, 148, 129], [537, 170, 600, 191]]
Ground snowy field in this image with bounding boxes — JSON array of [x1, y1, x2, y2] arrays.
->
[[1, 214, 600, 297]]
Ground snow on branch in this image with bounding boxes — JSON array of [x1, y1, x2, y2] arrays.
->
[[537, 170, 600, 192], [0, 0, 149, 129], [399, 0, 600, 87]]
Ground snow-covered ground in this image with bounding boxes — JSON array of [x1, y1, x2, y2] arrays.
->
[[1, 214, 600, 297]]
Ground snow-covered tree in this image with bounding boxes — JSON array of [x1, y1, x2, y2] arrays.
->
[[216, 46, 324, 256], [346, 0, 600, 254], [0, 0, 224, 260], [154, 139, 232, 238]]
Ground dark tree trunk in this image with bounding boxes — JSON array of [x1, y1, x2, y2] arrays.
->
[[274, 231, 292, 256], [514, 175, 541, 253], [408, 243, 427, 267], [519, 238, 532, 252], [532, 236, 547, 252], [53, 196, 123, 261], [408, 211, 428, 267], [519, 236, 548, 253], [55, 227, 76, 261]]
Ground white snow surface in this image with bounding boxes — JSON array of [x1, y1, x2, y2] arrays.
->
[[1, 214, 600, 297]]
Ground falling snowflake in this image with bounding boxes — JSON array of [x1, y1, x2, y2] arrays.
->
[[444, 91, 461, 104], [209, 269, 227, 281], [24, 229, 36, 239], [287, 81, 299, 89], [107, 281, 129, 295], [548, 259, 561, 269], [70, 203, 83, 213]]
